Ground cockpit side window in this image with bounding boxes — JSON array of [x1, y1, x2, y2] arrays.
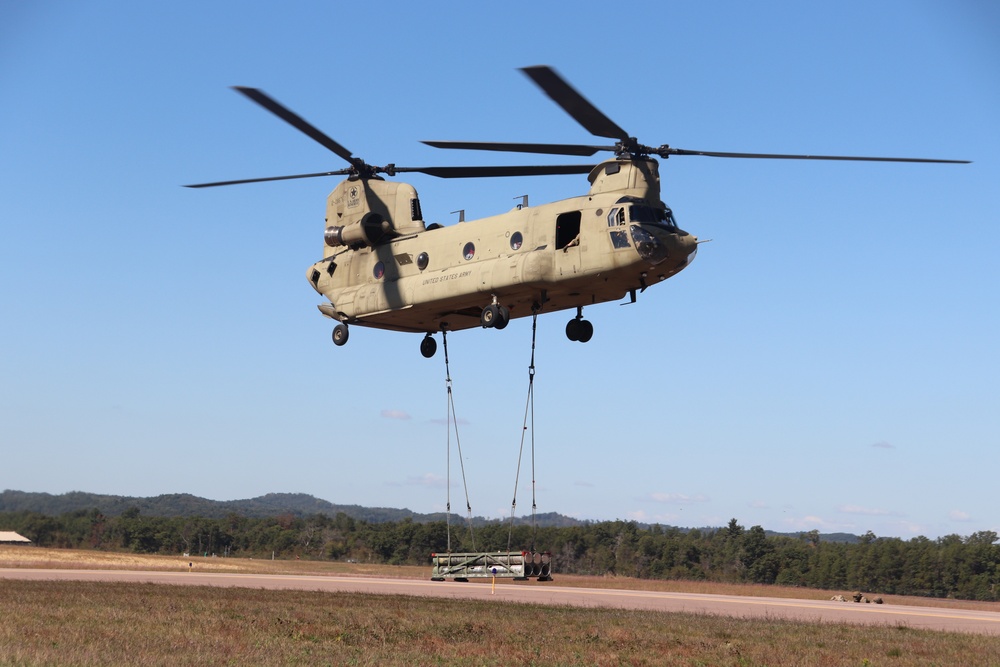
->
[[628, 204, 660, 224], [607, 207, 625, 227], [664, 207, 679, 231], [608, 207, 629, 248], [629, 204, 678, 231], [610, 230, 630, 249]]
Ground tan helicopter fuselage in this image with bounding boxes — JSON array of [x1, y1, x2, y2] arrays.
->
[[306, 158, 698, 334]]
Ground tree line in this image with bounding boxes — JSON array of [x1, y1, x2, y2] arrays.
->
[[3, 509, 998, 601]]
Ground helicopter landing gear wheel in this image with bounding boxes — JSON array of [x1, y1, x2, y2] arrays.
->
[[481, 304, 499, 328], [565, 318, 580, 341], [480, 304, 498, 328], [565, 310, 593, 343], [332, 323, 349, 346], [420, 334, 438, 358], [482, 303, 510, 329], [494, 305, 510, 330]]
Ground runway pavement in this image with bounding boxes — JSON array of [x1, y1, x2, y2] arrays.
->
[[4, 568, 1000, 635]]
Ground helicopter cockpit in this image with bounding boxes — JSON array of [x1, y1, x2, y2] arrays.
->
[[619, 197, 698, 266], [606, 196, 690, 266], [618, 197, 680, 232]]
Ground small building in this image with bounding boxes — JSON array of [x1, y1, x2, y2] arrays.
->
[[0, 531, 32, 545]]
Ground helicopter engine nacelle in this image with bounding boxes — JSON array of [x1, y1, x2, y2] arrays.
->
[[323, 179, 425, 253], [324, 212, 393, 248]]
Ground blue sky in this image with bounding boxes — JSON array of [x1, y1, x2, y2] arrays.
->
[[2, 1, 997, 540]]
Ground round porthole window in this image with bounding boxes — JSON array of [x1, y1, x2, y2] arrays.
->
[[463, 242, 475, 261], [373, 261, 385, 279], [417, 252, 429, 270], [510, 231, 523, 251]]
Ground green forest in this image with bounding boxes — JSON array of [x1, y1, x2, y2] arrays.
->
[[3, 508, 998, 602]]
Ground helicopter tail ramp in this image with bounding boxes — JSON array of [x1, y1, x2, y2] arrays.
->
[[431, 551, 552, 581]]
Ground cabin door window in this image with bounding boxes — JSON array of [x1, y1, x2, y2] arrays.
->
[[555, 211, 582, 250]]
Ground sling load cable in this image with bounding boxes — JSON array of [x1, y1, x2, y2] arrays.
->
[[442, 329, 476, 553], [507, 307, 540, 554]]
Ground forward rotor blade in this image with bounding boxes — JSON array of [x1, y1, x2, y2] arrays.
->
[[521, 66, 629, 141], [186, 164, 596, 186], [422, 140, 614, 157], [233, 87, 365, 171], [184, 170, 351, 188], [400, 164, 596, 179], [666, 147, 970, 164]]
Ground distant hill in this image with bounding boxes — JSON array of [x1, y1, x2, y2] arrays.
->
[[0, 490, 858, 542], [0, 490, 585, 527]]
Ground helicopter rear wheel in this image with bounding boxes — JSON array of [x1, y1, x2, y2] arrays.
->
[[481, 304, 500, 328], [420, 334, 437, 358], [332, 323, 349, 346], [565, 317, 593, 343], [494, 305, 510, 330], [566, 318, 580, 341]]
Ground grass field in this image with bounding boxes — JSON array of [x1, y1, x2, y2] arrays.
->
[[3, 547, 1000, 665]]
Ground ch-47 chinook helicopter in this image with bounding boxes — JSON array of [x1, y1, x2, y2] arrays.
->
[[187, 66, 967, 358]]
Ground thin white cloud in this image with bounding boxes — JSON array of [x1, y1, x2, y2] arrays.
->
[[407, 473, 448, 488], [781, 514, 857, 532], [748, 499, 770, 509], [949, 510, 971, 522], [884, 519, 929, 537], [381, 409, 411, 420], [838, 504, 893, 516], [574, 480, 595, 488], [386, 473, 448, 489], [648, 492, 709, 504]]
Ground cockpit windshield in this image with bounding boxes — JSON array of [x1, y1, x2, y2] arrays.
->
[[628, 204, 678, 231]]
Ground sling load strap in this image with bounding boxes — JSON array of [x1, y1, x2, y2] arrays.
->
[[508, 308, 539, 553], [442, 329, 476, 552]]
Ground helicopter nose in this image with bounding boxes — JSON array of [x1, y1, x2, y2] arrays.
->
[[634, 224, 697, 269], [678, 231, 698, 266], [664, 230, 698, 271]]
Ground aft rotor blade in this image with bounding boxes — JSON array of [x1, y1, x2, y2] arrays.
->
[[400, 164, 596, 179], [521, 66, 630, 141], [232, 87, 365, 171], [422, 140, 615, 157], [666, 147, 970, 164], [184, 170, 351, 188]]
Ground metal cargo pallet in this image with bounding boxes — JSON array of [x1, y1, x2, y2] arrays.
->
[[430, 551, 552, 581]]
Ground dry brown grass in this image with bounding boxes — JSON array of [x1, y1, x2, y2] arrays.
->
[[2, 579, 999, 666], [4, 547, 1000, 664], [0, 545, 427, 578]]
